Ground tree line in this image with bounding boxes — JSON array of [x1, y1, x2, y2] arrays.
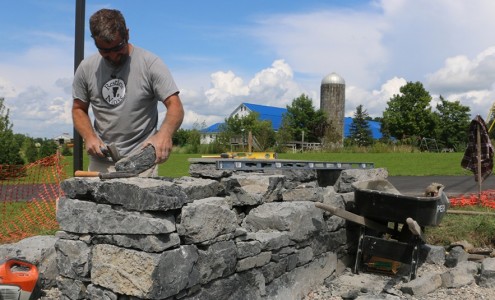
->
[[173, 81, 474, 152], [0, 98, 60, 165], [0, 81, 477, 165]]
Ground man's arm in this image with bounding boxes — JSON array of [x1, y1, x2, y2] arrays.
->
[[72, 99, 106, 157], [145, 93, 184, 163]]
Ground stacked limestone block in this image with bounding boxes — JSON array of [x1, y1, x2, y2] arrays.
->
[[56, 165, 387, 299]]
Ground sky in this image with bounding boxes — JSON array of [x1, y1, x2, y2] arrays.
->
[[1, 0, 495, 138]]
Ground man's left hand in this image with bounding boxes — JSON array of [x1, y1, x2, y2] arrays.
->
[[143, 136, 172, 164]]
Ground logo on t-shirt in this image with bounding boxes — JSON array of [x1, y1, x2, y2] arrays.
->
[[102, 78, 126, 106]]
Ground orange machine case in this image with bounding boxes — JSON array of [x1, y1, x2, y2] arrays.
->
[[0, 258, 39, 293]]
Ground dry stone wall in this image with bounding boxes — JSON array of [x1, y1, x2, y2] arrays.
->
[[56, 161, 388, 299]]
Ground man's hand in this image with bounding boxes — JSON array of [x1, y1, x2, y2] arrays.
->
[[85, 136, 107, 158], [73, 99, 107, 158], [144, 135, 172, 164], [145, 93, 184, 164]]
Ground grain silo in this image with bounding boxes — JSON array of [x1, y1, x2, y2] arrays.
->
[[320, 72, 345, 144]]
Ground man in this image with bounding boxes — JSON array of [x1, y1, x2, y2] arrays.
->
[[72, 9, 184, 176]]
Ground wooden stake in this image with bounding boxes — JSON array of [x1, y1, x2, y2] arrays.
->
[[476, 122, 482, 204]]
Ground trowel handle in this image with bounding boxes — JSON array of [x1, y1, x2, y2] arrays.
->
[[74, 170, 100, 177]]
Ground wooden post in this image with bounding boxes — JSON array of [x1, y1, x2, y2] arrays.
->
[[301, 131, 305, 152], [476, 123, 482, 204], [248, 131, 252, 153]]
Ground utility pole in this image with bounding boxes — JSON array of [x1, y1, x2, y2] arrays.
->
[[73, 0, 85, 172]]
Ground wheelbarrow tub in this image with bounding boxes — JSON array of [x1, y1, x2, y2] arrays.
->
[[352, 179, 449, 226]]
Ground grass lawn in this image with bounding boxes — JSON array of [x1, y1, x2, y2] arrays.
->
[[4, 151, 493, 247], [61, 151, 472, 178]]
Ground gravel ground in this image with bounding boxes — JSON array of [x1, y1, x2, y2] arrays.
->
[[303, 262, 495, 300], [40, 261, 494, 299]]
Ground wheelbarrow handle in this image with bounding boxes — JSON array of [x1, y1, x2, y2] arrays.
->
[[315, 202, 396, 235]]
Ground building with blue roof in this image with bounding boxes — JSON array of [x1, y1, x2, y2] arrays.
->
[[200, 102, 382, 144]]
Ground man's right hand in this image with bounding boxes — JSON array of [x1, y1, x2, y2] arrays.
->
[[85, 137, 107, 158], [73, 99, 107, 158]]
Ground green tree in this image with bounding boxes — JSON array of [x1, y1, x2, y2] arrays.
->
[[39, 139, 58, 158], [23, 137, 39, 163], [382, 82, 435, 140], [250, 119, 276, 150], [281, 94, 328, 143], [217, 112, 276, 150], [173, 128, 190, 147], [349, 105, 373, 146], [275, 116, 294, 152], [433, 96, 471, 150], [0, 98, 23, 165]]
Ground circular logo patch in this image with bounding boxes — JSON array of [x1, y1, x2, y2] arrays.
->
[[102, 78, 126, 106]]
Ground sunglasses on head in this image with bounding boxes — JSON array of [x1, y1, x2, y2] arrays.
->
[[95, 39, 127, 53]]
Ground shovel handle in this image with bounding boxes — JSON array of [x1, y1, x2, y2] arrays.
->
[[74, 170, 100, 177]]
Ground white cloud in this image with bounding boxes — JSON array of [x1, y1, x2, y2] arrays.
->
[[4, 0, 495, 138], [188, 59, 308, 129], [0, 77, 16, 98], [0, 31, 74, 137], [205, 70, 249, 104], [426, 47, 495, 93], [346, 77, 407, 117], [250, 10, 387, 89]]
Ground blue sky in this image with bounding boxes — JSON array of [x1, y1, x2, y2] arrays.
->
[[1, 0, 495, 138]]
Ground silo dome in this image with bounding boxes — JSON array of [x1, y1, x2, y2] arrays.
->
[[321, 72, 345, 85]]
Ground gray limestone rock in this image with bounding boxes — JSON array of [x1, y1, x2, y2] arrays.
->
[[441, 261, 478, 288], [92, 233, 180, 252], [236, 240, 262, 259], [263, 169, 317, 185], [174, 176, 223, 200], [334, 168, 388, 193], [85, 284, 118, 300], [56, 276, 87, 300], [296, 246, 314, 267], [421, 244, 446, 265], [223, 173, 285, 205], [62, 177, 197, 212], [264, 252, 338, 300], [96, 177, 190, 211], [60, 177, 101, 200], [479, 257, 495, 288], [177, 197, 237, 244], [242, 201, 325, 242], [54, 239, 91, 280], [282, 185, 324, 202], [236, 251, 272, 272], [261, 259, 289, 284], [445, 246, 469, 268], [253, 231, 292, 251], [91, 244, 199, 299], [400, 273, 443, 296], [184, 269, 265, 300], [189, 161, 233, 179], [197, 240, 237, 284], [57, 197, 176, 234], [115, 144, 156, 174]]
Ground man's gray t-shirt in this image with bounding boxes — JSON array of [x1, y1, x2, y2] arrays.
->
[[72, 46, 179, 157]]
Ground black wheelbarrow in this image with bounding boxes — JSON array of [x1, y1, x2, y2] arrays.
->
[[316, 179, 450, 281]]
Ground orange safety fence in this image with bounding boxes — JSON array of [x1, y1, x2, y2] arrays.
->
[[449, 190, 495, 209], [0, 153, 67, 244]]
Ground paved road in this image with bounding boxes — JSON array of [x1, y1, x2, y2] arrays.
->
[[388, 175, 495, 196]]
